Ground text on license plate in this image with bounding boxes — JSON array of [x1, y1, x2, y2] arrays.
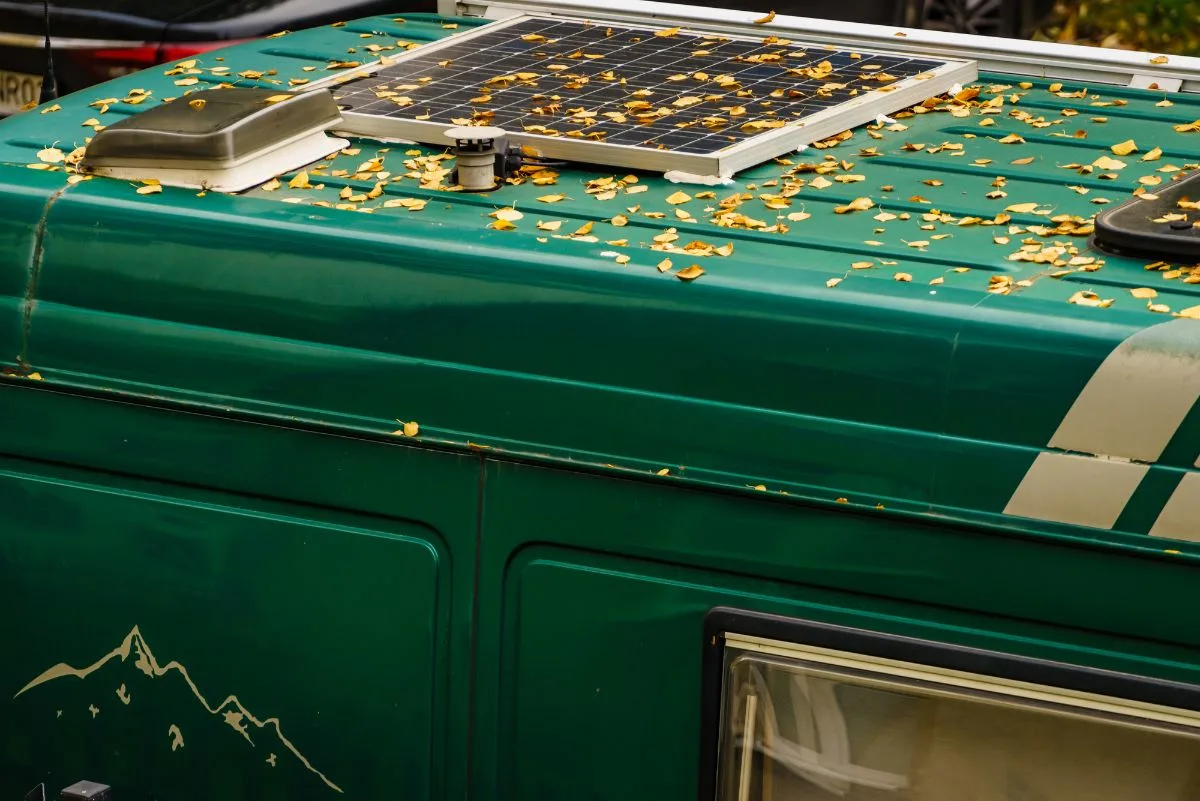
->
[[0, 70, 42, 114]]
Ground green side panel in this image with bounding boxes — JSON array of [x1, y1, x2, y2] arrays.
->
[[0, 170, 65, 370], [477, 460, 1200, 801], [0, 383, 481, 801]]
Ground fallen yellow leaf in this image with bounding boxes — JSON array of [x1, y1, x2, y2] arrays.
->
[[834, 196, 874, 214], [676, 264, 705, 281], [1142, 147, 1163, 162], [1131, 287, 1158, 299], [754, 9, 776, 23], [1069, 290, 1113, 308], [1178, 305, 1200, 319], [36, 147, 64, 164], [666, 190, 692, 205], [288, 171, 311, 189], [825, 277, 842, 288], [136, 184, 163, 195], [894, 272, 913, 282], [1092, 155, 1126, 170], [490, 206, 524, 222], [657, 258, 673, 273], [1111, 139, 1138, 156], [393, 420, 420, 437], [537, 194, 566, 203]]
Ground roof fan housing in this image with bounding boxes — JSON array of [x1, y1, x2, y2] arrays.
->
[[80, 87, 349, 193]]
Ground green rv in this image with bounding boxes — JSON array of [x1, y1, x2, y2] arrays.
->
[[1, 1, 1199, 798]]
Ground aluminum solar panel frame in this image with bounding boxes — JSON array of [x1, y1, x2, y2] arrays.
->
[[307, 15, 976, 176], [450, 0, 1200, 91]]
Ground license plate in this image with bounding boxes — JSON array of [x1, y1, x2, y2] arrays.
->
[[0, 69, 42, 115]]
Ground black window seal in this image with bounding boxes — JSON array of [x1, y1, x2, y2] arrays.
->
[[698, 606, 1200, 801]]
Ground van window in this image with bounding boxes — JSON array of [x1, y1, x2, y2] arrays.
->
[[713, 627, 1200, 801]]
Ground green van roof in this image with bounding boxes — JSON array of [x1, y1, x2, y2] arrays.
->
[[0, 12, 1198, 549]]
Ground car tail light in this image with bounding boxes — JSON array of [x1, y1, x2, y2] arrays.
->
[[71, 41, 244, 80]]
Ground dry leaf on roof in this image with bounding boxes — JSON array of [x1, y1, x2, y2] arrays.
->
[[834, 197, 874, 213], [36, 147, 64, 164], [657, 258, 673, 273], [654, 26, 681, 37], [851, 261, 873, 270], [1110, 139, 1138, 156], [676, 264, 705, 281], [489, 219, 517, 231], [611, 214, 629, 226], [537, 220, 562, 231], [1005, 202, 1040, 213], [1150, 55, 1169, 65], [997, 134, 1025, 144], [391, 420, 420, 437], [826, 277, 842, 288], [288, 171, 311, 189], [666, 190, 692, 205], [787, 211, 811, 221], [136, 184, 163, 195], [894, 272, 912, 282], [490, 207, 523, 222], [1177, 305, 1200, 319], [1142, 147, 1163, 162], [754, 10, 777, 23], [1131, 287, 1158, 299], [1069, 290, 1113, 308], [537, 194, 566, 203]]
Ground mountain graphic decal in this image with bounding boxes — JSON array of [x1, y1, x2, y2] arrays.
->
[[14, 625, 342, 794]]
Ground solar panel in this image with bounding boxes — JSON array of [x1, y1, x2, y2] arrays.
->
[[313, 15, 976, 175]]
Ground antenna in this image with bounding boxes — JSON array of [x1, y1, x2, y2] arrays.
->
[[38, 0, 58, 104]]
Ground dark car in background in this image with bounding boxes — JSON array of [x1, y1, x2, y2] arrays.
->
[[0, 0, 1054, 114], [0, 0, 436, 114]]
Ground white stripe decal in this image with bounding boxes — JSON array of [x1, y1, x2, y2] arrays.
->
[[1048, 319, 1200, 463], [1149, 471, 1200, 542], [1003, 452, 1150, 530], [1004, 319, 1200, 531]]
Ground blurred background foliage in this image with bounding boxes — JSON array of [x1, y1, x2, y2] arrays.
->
[[1035, 0, 1200, 55]]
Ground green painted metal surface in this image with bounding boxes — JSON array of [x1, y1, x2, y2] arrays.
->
[[0, 9, 1197, 800]]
